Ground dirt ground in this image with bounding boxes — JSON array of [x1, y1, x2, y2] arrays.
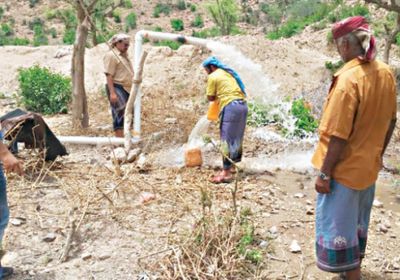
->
[[0, 26, 399, 280]]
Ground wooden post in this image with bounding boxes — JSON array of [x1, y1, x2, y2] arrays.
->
[[124, 51, 148, 152]]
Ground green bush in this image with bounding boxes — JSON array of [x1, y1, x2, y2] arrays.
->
[[328, 4, 369, 23], [325, 60, 344, 74], [176, 0, 187, 10], [112, 9, 122, 23], [191, 14, 204, 28], [153, 3, 172, 18], [122, 0, 133, 8], [291, 99, 318, 136], [206, 0, 238, 35], [29, 0, 40, 8], [326, 30, 334, 44], [33, 25, 48, 46], [1, 23, 13, 36], [45, 9, 57, 20], [190, 4, 197, 12], [56, 9, 77, 29], [0, 7, 4, 20], [18, 65, 72, 114], [63, 28, 76, 44], [12, 37, 30, 45], [154, 40, 182, 50], [49, 27, 57, 38], [125, 12, 137, 31], [267, 0, 337, 40], [153, 26, 163, 32], [171, 19, 184, 31], [28, 17, 44, 30]]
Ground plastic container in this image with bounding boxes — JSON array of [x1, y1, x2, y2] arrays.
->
[[207, 101, 219, 121], [184, 148, 203, 167]]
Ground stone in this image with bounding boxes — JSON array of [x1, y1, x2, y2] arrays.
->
[[98, 253, 111, 261], [164, 118, 177, 124], [111, 147, 127, 163], [176, 45, 196, 57], [289, 240, 301, 253], [306, 199, 313, 205], [306, 206, 314, 215], [43, 233, 56, 242], [136, 154, 147, 169], [269, 226, 278, 234], [127, 148, 141, 163], [294, 193, 305, 199], [378, 223, 388, 233], [10, 218, 25, 226], [175, 175, 182, 185], [373, 199, 384, 208], [259, 240, 269, 248], [82, 253, 92, 260]]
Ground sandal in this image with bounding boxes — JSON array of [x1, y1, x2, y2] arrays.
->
[[210, 174, 233, 184]]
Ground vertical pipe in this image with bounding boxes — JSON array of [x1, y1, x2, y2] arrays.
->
[[133, 31, 144, 137]]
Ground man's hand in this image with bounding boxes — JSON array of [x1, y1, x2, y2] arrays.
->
[[315, 176, 330, 194], [2, 152, 23, 176], [110, 92, 118, 104]]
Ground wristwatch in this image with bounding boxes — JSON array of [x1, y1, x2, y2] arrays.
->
[[318, 171, 331, 181]]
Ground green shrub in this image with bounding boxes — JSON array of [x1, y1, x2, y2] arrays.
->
[[49, 27, 57, 38], [291, 99, 318, 136], [18, 65, 72, 114], [171, 18, 184, 31], [125, 12, 137, 31], [1, 23, 13, 36], [190, 4, 197, 12], [12, 37, 30, 45], [0, 7, 4, 20], [191, 14, 204, 28], [45, 9, 57, 20], [112, 9, 122, 23], [154, 40, 182, 50], [29, 0, 40, 8], [267, 0, 338, 40], [325, 60, 344, 74], [153, 26, 163, 32], [328, 4, 369, 23], [56, 9, 77, 29], [153, 3, 172, 17], [29, 17, 44, 30], [176, 0, 187, 10], [33, 25, 48, 46], [206, 0, 238, 35], [63, 28, 76, 44], [122, 0, 133, 8]]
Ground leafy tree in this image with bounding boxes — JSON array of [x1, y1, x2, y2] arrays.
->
[[206, 0, 238, 35]]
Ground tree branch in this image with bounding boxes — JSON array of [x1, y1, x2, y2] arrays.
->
[[365, 0, 400, 13]]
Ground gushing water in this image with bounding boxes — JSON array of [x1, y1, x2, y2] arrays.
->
[[207, 41, 279, 104], [187, 115, 210, 148]]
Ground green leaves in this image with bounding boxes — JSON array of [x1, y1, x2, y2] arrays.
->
[[206, 0, 238, 35], [18, 66, 72, 115]]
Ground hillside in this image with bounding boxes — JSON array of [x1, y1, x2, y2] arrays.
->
[[0, 1, 399, 280]]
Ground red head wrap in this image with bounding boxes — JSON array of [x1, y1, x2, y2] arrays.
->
[[332, 16, 376, 61]]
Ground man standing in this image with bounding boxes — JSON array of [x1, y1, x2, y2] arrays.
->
[[103, 33, 134, 137], [0, 140, 23, 278], [312, 16, 397, 280]]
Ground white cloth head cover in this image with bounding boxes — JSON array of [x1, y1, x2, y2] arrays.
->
[[108, 33, 130, 47]]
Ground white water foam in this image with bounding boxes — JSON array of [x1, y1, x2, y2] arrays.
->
[[207, 41, 279, 104]]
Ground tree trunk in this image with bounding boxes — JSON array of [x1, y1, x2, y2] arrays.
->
[[71, 11, 90, 128]]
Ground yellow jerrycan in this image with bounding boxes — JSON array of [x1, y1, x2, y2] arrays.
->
[[207, 101, 219, 121]]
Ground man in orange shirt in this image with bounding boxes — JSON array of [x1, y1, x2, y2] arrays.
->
[[312, 16, 397, 280]]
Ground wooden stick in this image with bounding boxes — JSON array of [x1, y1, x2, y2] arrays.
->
[[124, 51, 148, 152], [59, 211, 76, 263]]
